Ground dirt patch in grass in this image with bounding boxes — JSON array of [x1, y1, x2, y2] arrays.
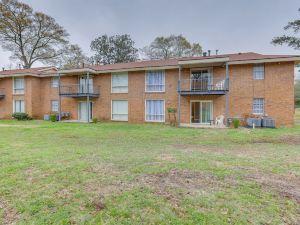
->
[[252, 135, 300, 145], [91, 195, 106, 212], [0, 199, 20, 225], [137, 169, 236, 206], [247, 173, 300, 204], [84, 168, 237, 209], [157, 153, 177, 162], [171, 143, 221, 154], [24, 166, 49, 182]]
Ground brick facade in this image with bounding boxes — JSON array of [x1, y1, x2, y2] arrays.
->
[[0, 55, 296, 127]]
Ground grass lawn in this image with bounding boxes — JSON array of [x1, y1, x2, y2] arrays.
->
[[295, 108, 300, 124], [0, 121, 299, 224]]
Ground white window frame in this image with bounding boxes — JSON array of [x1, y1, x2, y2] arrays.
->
[[253, 64, 265, 80], [145, 70, 165, 93], [13, 77, 25, 95], [111, 72, 128, 93], [51, 100, 59, 112], [253, 98, 264, 115], [51, 77, 59, 88], [111, 100, 128, 121], [13, 100, 25, 113], [145, 99, 165, 123]]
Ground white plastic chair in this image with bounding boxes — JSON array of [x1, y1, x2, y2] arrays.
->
[[215, 80, 225, 90], [215, 115, 225, 127]]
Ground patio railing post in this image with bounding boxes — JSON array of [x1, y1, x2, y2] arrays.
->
[[58, 73, 61, 121], [87, 71, 90, 123], [178, 66, 182, 127], [225, 62, 229, 127]]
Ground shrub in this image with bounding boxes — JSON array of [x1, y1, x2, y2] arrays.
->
[[233, 118, 240, 129], [92, 117, 98, 123], [167, 107, 177, 113], [167, 108, 177, 126], [12, 112, 31, 120], [50, 114, 57, 122]]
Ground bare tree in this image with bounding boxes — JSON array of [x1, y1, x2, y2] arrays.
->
[[0, 0, 69, 68], [58, 44, 88, 69], [90, 34, 138, 64], [141, 35, 202, 60]]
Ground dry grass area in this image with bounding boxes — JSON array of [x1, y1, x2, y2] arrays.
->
[[295, 108, 300, 124], [0, 121, 299, 224]]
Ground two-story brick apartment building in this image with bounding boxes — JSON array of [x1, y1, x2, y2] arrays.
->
[[0, 52, 298, 127]]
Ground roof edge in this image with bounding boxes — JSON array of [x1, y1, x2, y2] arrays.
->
[[228, 56, 300, 65]]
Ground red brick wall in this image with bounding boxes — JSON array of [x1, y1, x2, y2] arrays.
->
[[0, 62, 295, 127]]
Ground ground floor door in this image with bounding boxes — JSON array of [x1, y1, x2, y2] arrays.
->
[[191, 101, 213, 124], [78, 101, 93, 122]]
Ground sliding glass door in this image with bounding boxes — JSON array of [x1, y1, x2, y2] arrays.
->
[[191, 101, 213, 124], [191, 69, 212, 91]]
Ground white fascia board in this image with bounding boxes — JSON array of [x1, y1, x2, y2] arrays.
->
[[58, 68, 97, 75], [178, 57, 230, 65], [95, 65, 178, 74], [228, 57, 300, 65]]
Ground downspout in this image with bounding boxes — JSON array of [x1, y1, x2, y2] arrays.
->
[[58, 73, 61, 121], [225, 62, 229, 127], [87, 71, 90, 123], [177, 66, 182, 127]]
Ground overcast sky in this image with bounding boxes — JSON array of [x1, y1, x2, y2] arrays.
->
[[1, 0, 300, 69]]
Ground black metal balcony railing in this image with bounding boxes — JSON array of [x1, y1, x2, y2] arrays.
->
[[0, 88, 5, 99], [178, 78, 229, 95], [59, 84, 100, 97]]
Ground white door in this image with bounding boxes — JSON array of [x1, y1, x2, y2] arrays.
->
[[79, 102, 92, 121], [79, 77, 93, 93]]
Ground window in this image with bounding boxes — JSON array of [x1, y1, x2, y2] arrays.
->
[[253, 64, 264, 80], [111, 73, 128, 93], [51, 77, 59, 88], [253, 98, 264, 115], [145, 100, 165, 122], [51, 100, 59, 112], [112, 100, 128, 121], [13, 77, 24, 94], [145, 70, 165, 92], [14, 100, 25, 113]]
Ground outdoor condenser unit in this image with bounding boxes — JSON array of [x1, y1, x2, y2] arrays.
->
[[262, 117, 276, 128], [247, 118, 262, 127]]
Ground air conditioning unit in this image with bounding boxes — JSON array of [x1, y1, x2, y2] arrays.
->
[[262, 117, 276, 128], [247, 118, 262, 127]]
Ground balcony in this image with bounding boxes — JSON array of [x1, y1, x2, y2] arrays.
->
[[0, 88, 5, 99], [178, 78, 229, 96], [59, 84, 100, 97]]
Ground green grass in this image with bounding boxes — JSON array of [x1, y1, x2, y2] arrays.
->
[[0, 121, 299, 224], [295, 108, 300, 124]]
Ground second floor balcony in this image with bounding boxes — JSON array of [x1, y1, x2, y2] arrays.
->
[[178, 78, 229, 96], [0, 88, 5, 99], [59, 84, 100, 97]]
